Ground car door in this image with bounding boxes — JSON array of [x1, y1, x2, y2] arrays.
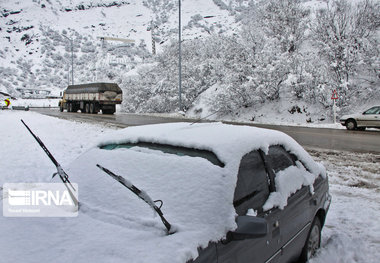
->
[[360, 106, 380, 127], [263, 146, 314, 262], [216, 150, 281, 263]]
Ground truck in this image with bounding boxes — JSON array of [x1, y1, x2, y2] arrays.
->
[[59, 82, 122, 114]]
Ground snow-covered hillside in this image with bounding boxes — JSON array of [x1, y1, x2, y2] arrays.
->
[[0, 0, 241, 96], [1, 0, 379, 124]]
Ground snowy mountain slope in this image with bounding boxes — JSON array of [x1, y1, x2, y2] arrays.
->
[[119, 0, 379, 121], [1, 0, 377, 123], [0, 0, 243, 96]]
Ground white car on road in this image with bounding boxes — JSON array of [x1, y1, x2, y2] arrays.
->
[[340, 106, 380, 130]]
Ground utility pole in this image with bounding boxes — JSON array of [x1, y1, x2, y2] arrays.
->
[[62, 34, 74, 85], [67, 65, 70, 85], [151, 21, 156, 55], [178, 0, 182, 112]]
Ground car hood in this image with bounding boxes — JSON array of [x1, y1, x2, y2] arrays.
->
[[65, 146, 237, 263], [340, 113, 363, 120]]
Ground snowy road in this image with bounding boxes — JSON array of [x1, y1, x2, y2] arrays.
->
[[1, 110, 379, 262], [33, 108, 380, 153]]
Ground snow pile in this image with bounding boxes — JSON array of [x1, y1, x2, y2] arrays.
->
[[307, 147, 380, 263], [0, 110, 115, 185], [10, 98, 60, 108], [246, 208, 257, 217], [263, 162, 316, 210]]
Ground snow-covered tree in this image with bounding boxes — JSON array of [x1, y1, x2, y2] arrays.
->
[[313, 0, 380, 106]]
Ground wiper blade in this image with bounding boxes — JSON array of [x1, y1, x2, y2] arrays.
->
[[96, 164, 174, 235], [21, 119, 78, 207]]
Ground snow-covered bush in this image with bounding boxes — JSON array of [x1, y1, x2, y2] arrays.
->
[[312, 0, 380, 108]]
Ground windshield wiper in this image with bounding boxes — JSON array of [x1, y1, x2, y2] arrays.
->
[[96, 164, 174, 235], [233, 191, 257, 208], [21, 120, 78, 207]]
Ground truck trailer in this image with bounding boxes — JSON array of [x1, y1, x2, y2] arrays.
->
[[59, 82, 122, 114]]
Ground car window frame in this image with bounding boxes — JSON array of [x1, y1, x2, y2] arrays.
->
[[99, 142, 225, 168], [233, 150, 272, 216], [264, 145, 296, 174], [363, 106, 380, 115], [262, 145, 306, 210]]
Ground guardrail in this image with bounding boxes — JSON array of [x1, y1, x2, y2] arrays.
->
[[28, 106, 59, 109], [12, 106, 30, 111], [1, 106, 60, 111]]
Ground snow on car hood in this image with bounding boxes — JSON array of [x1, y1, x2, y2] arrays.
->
[[69, 145, 233, 263]]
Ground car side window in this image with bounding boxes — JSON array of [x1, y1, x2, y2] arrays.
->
[[265, 145, 295, 173], [233, 151, 270, 216], [364, 107, 380, 115]]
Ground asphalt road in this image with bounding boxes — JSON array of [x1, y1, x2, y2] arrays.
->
[[33, 108, 380, 154]]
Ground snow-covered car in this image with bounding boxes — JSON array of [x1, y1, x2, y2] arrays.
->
[[340, 106, 380, 130], [68, 122, 330, 263]]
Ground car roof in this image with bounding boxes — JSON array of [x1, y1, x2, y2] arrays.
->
[[97, 122, 323, 175]]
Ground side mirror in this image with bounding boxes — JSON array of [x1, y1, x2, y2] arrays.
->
[[227, 216, 268, 241]]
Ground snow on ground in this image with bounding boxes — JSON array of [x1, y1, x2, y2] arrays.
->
[[0, 111, 379, 262], [8, 98, 61, 108], [307, 147, 380, 263], [4, 98, 380, 131], [0, 110, 116, 185]]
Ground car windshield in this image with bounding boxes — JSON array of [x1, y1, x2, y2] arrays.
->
[[100, 142, 225, 167]]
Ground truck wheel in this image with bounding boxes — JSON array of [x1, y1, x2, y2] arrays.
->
[[67, 103, 72, 112], [90, 103, 95, 114], [60, 106, 63, 112], [85, 103, 90, 113], [72, 105, 78, 113]]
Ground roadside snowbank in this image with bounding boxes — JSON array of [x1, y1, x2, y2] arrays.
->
[[6, 98, 60, 108], [307, 148, 380, 263], [0, 110, 115, 185]]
